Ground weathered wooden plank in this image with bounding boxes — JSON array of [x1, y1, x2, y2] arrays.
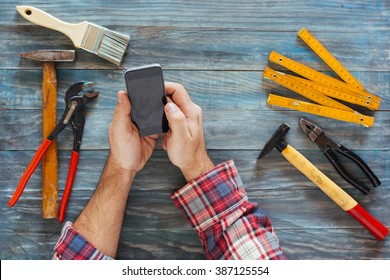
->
[[0, 108, 388, 150], [1, 227, 389, 260], [3, 187, 389, 232], [0, 227, 204, 260], [1, 150, 388, 193], [2, 151, 389, 230], [1, 0, 388, 32], [119, 228, 390, 260], [277, 229, 390, 260], [116, 230, 205, 260], [116, 227, 390, 260], [1, 27, 389, 71], [2, 151, 389, 260], [3, 190, 390, 260], [1, 70, 389, 110]]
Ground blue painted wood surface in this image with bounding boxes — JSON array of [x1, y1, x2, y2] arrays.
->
[[0, 0, 389, 259]]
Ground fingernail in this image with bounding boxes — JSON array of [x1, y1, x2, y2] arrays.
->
[[167, 102, 176, 113]]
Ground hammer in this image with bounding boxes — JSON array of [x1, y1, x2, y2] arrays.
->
[[19, 49, 75, 219], [258, 123, 388, 240]]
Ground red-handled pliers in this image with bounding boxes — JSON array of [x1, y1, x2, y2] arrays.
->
[[8, 81, 99, 223]]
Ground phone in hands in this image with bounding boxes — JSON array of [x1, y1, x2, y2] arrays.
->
[[124, 64, 169, 136]]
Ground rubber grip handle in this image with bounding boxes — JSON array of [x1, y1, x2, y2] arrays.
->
[[324, 149, 370, 194], [336, 144, 381, 188], [347, 204, 389, 240], [58, 151, 79, 223], [9, 139, 52, 207]]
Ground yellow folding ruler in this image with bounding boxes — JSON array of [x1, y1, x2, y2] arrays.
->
[[264, 67, 354, 112], [264, 28, 380, 127], [286, 74, 379, 111], [298, 27, 365, 91], [268, 51, 381, 106], [267, 94, 374, 127]]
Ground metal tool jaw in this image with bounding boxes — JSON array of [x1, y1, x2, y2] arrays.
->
[[299, 117, 381, 194], [299, 118, 339, 152], [48, 81, 99, 146]]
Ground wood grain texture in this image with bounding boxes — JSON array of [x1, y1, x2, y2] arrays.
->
[[2, 150, 389, 228], [0, 0, 389, 260], [1, 150, 390, 259], [2, 228, 389, 260], [2, 149, 389, 193], [1, 27, 389, 71], [1, 109, 389, 151], [281, 145, 358, 211], [1, 70, 389, 110], [1, 0, 389, 31], [41, 62, 58, 219], [1, 150, 389, 259]]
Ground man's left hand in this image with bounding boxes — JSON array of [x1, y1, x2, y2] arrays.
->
[[108, 91, 159, 173]]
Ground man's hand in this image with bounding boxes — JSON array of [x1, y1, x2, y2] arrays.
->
[[108, 91, 159, 174], [163, 82, 214, 182]]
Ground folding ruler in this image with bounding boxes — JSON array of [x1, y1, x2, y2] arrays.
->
[[264, 28, 380, 127]]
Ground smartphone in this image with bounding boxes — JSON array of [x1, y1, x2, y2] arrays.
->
[[124, 64, 169, 136]]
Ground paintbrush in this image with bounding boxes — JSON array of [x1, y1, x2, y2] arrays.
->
[[16, 6, 130, 66]]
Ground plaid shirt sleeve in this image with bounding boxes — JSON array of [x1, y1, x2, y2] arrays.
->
[[53, 221, 112, 260], [170, 160, 287, 260]]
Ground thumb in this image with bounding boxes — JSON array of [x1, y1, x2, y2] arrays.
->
[[165, 102, 190, 138], [112, 91, 131, 124]]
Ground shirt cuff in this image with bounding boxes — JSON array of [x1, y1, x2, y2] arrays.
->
[[54, 221, 113, 260], [170, 160, 248, 232]]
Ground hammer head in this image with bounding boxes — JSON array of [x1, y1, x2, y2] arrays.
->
[[19, 50, 75, 62], [258, 123, 290, 159]]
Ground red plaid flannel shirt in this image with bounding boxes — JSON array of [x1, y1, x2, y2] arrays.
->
[[54, 160, 286, 260]]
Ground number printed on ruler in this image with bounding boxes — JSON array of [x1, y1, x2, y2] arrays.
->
[[263, 67, 354, 112], [286, 74, 379, 110], [298, 27, 364, 90], [266, 94, 374, 127]]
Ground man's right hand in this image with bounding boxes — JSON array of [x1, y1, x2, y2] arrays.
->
[[163, 82, 215, 182]]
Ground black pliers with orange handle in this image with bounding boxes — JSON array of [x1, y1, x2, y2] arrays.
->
[[299, 118, 381, 194], [8, 81, 99, 222]]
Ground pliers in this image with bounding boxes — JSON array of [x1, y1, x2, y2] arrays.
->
[[299, 118, 381, 194], [8, 81, 99, 222]]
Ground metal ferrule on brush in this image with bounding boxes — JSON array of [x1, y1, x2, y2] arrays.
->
[[80, 23, 130, 66]]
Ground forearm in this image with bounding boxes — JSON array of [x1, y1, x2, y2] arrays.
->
[[73, 156, 135, 258]]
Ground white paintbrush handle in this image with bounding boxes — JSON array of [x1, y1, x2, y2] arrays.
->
[[16, 5, 89, 48]]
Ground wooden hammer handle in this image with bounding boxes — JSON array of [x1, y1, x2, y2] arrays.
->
[[281, 145, 357, 210], [42, 62, 58, 219]]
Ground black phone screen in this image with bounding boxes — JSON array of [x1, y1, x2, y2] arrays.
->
[[124, 65, 169, 136]]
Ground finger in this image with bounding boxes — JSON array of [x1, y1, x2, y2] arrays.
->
[[164, 102, 191, 138], [112, 91, 133, 131], [165, 82, 194, 116], [113, 91, 130, 119], [145, 134, 160, 141], [143, 134, 159, 149], [165, 82, 185, 95], [162, 135, 168, 151]]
